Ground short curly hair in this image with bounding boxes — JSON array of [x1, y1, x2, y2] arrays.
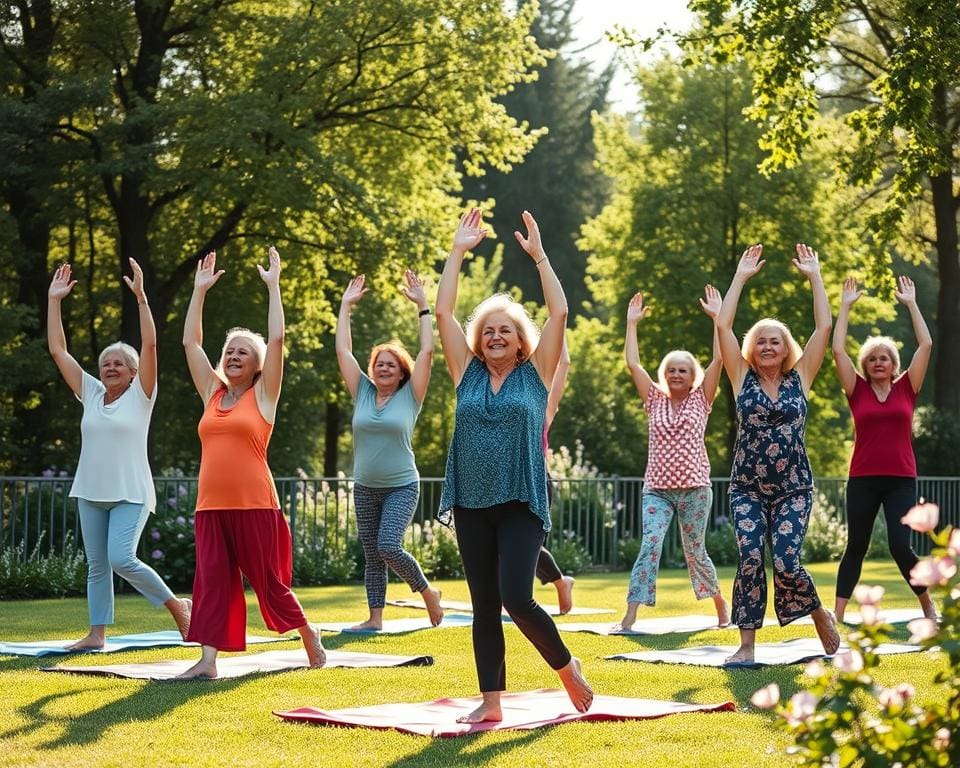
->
[[741, 318, 803, 372], [367, 341, 414, 388], [464, 293, 540, 362]]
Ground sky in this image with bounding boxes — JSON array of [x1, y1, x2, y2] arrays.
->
[[569, 0, 695, 110]]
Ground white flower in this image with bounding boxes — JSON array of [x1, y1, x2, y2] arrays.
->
[[907, 617, 938, 643], [900, 501, 939, 532], [859, 604, 879, 625], [785, 691, 818, 725], [832, 650, 864, 673], [804, 659, 826, 678], [948, 528, 960, 557], [853, 584, 885, 606], [933, 728, 951, 751], [750, 682, 780, 709]]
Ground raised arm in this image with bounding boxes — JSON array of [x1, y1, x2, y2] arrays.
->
[[182, 251, 224, 403], [123, 258, 157, 399], [896, 275, 932, 394], [335, 275, 368, 399], [718, 244, 764, 394], [435, 208, 487, 385], [256, 246, 284, 411], [47, 264, 84, 397], [624, 292, 654, 403], [402, 269, 434, 404], [832, 277, 862, 397], [698, 284, 724, 404], [518, 210, 568, 387], [792, 243, 832, 393], [545, 336, 570, 430]]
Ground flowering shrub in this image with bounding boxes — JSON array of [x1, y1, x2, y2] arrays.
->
[[705, 516, 739, 566], [617, 536, 642, 569], [418, 520, 463, 579], [547, 440, 617, 550], [147, 510, 196, 592], [548, 530, 593, 574], [751, 501, 959, 767], [801, 492, 848, 563], [0, 531, 86, 599]]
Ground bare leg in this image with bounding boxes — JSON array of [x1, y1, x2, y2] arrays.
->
[[611, 601, 640, 633], [174, 644, 218, 679], [811, 607, 840, 655], [299, 623, 326, 668], [712, 594, 730, 626], [724, 627, 756, 664], [421, 586, 444, 626], [165, 597, 192, 639], [456, 691, 503, 723], [553, 575, 575, 614], [557, 657, 593, 712], [918, 591, 937, 620], [834, 596, 850, 624], [349, 607, 384, 632], [67, 625, 106, 651]]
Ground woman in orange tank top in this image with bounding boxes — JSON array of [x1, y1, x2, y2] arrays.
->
[[176, 246, 324, 679]]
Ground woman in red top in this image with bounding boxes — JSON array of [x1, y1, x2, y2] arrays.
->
[[177, 247, 324, 679], [833, 275, 937, 622]]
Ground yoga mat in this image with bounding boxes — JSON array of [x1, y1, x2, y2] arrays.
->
[[0, 630, 290, 658], [317, 612, 474, 634], [557, 615, 729, 636], [791, 607, 926, 626], [275, 689, 735, 737], [41, 649, 433, 680], [607, 638, 924, 669], [386, 598, 613, 617]]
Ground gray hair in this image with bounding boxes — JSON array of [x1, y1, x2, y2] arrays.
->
[[217, 327, 267, 375], [98, 342, 139, 371]]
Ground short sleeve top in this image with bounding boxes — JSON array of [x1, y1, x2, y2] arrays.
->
[[351, 374, 421, 487], [643, 384, 712, 489]]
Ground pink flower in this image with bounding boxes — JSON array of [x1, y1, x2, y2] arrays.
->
[[948, 528, 960, 557], [853, 584, 884, 606], [832, 650, 863, 673], [804, 660, 826, 678], [151, 549, 164, 560], [910, 556, 957, 587], [907, 617, 938, 643], [900, 501, 939, 532], [785, 691, 818, 725], [933, 728, 951, 751], [858, 604, 879, 625], [750, 683, 780, 709]]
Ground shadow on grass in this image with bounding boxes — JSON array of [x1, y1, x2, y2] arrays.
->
[[382, 726, 548, 767]]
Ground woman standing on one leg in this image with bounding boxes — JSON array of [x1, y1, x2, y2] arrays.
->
[[436, 208, 593, 723], [612, 285, 729, 632], [177, 247, 324, 679], [832, 275, 937, 622], [716, 243, 839, 666], [335, 270, 443, 630], [47, 259, 191, 650]]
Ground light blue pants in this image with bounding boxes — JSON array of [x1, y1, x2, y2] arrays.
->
[[77, 499, 176, 626]]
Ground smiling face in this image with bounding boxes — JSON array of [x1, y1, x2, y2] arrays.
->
[[481, 311, 522, 365], [751, 325, 788, 371], [660, 354, 696, 397], [99, 351, 136, 390], [220, 338, 260, 383], [372, 350, 404, 392]]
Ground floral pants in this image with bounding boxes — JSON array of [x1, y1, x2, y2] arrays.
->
[[627, 486, 720, 605], [730, 487, 821, 629]]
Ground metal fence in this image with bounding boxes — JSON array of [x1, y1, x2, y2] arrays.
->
[[2, 475, 958, 569]]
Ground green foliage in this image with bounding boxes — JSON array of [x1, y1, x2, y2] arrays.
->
[[755, 518, 960, 767], [292, 536, 361, 588], [705, 521, 740, 567], [913, 406, 960, 476], [0, 531, 86, 600], [617, 536, 641, 569], [146, 512, 196, 593], [417, 521, 463, 580], [547, 531, 593, 575], [801, 493, 848, 563]]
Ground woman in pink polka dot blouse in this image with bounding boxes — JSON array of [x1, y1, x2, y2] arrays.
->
[[612, 285, 730, 632]]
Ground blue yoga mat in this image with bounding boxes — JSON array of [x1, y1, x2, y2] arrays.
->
[[317, 612, 475, 634], [0, 630, 292, 658]]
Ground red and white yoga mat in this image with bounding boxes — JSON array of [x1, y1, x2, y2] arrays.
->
[[275, 689, 735, 737]]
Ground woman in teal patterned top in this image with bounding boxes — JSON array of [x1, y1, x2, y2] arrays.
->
[[436, 208, 593, 724]]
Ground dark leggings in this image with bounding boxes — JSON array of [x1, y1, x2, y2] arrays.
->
[[454, 501, 572, 692], [536, 547, 563, 584], [836, 475, 925, 599]]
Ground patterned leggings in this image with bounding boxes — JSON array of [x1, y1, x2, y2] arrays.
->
[[730, 487, 821, 629], [354, 482, 429, 608], [627, 486, 720, 605]]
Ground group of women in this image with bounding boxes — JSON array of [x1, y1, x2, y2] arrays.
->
[[48, 209, 936, 709]]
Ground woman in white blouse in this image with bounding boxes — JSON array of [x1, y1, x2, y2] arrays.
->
[[47, 259, 191, 650]]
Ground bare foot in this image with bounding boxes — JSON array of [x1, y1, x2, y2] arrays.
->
[[301, 624, 326, 668], [456, 694, 503, 723], [723, 645, 755, 666], [67, 631, 105, 651], [812, 609, 840, 655], [715, 598, 731, 627], [422, 587, 444, 626], [919, 592, 938, 621], [555, 576, 575, 615], [608, 621, 634, 635], [172, 659, 217, 680], [557, 657, 593, 712], [348, 619, 383, 631], [173, 598, 192, 639]]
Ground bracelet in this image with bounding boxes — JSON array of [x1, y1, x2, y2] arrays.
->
[[535, 256, 547, 266], [418, 308, 431, 317]]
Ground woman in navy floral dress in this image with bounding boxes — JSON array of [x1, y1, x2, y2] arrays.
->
[[715, 243, 840, 666]]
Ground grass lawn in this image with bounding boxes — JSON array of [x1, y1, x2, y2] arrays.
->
[[0, 562, 947, 768]]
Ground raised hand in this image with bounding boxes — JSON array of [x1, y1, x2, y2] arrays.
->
[[734, 244, 765, 281], [257, 245, 281, 287], [401, 269, 428, 309], [194, 251, 225, 293], [48, 264, 77, 301], [894, 275, 917, 306], [122, 257, 146, 302], [452, 208, 488, 254], [699, 284, 722, 318], [513, 210, 546, 262], [793, 243, 822, 280], [840, 276, 862, 307], [626, 292, 651, 323], [341, 275, 368, 308]]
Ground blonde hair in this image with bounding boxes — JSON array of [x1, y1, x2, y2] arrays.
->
[[657, 350, 705, 391], [741, 318, 803, 372], [367, 341, 414, 388], [217, 327, 267, 376], [98, 342, 139, 371], [464, 293, 540, 363], [858, 336, 901, 379]]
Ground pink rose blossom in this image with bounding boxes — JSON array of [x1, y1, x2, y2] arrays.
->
[[833, 650, 864, 673], [785, 691, 818, 725], [750, 682, 780, 709], [948, 528, 960, 557], [900, 501, 939, 532], [858, 604, 879, 625], [933, 728, 951, 751], [804, 660, 826, 678], [853, 584, 885, 606], [910, 556, 957, 587], [907, 617, 938, 643]]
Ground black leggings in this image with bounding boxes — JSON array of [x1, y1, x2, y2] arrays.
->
[[836, 475, 925, 599], [454, 501, 572, 692], [536, 547, 563, 584]]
